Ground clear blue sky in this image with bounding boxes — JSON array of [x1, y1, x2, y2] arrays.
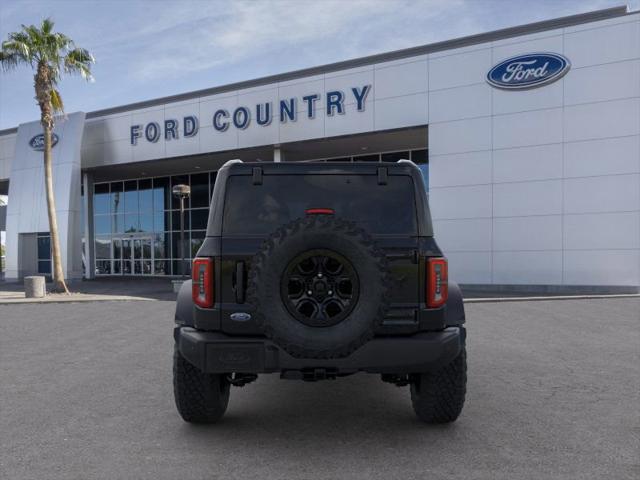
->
[[0, 0, 634, 130]]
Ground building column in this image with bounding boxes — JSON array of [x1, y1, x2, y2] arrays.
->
[[83, 172, 95, 279], [273, 146, 282, 163]]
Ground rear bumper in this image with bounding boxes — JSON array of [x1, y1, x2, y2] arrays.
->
[[174, 326, 464, 375]]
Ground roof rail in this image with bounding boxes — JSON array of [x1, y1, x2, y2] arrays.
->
[[398, 159, 418, 167]]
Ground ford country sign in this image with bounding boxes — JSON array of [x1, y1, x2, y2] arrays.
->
[[29, 133, 59, 151], [487, 53, 570, 90]]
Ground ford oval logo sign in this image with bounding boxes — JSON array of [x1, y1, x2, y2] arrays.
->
[[487, 53, 570, 90], [29, 133, 59, 151]]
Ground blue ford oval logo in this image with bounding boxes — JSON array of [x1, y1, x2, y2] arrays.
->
[[29, 133, 59, 151], [230, 312, 252, 322], [487, 53, 570, 90]]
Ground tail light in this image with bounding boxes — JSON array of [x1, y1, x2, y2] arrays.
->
[[192, 257, 214, 308], [427, 257, 448, 308]]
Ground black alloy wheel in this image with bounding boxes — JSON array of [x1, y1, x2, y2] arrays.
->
[[281, 249, 359, 327]]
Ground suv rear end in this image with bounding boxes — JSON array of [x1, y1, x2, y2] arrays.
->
[[174, 160, 466, 424]]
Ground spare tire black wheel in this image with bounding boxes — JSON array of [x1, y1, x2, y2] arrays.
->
[[247, 215, 390, 359]]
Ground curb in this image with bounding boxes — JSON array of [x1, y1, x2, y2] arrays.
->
[[0, 296, 158, 305], [464, 293, 640, 303]]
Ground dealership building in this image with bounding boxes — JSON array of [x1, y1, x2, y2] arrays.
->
[[0, 5, 639, 292]]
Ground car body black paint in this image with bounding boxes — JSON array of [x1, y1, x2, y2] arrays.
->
[[175, 160, 465, 370]]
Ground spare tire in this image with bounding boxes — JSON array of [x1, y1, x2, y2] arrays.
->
[[247, 215, 390, 359]]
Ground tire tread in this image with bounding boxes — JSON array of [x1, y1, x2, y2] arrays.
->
[[410, 347, 467, 423], [173, 345, 230, 423]]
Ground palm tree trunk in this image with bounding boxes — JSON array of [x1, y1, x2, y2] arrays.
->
[[43, 122, 69, 293]]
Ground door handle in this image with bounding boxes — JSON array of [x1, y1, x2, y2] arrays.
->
[[235, 261, 245, 304]]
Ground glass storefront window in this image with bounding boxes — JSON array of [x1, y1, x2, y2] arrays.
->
[[154, 260, 170, 275], [153, 177, 170, 211], [153, 233, 168, 259], [191, 231, 205, 257], [95, 215, 110, 235], [190, 173, 209, 208], [112, 214, 124, 234], [171, 210, 190, 231], [138, 179, 153, 212], [171, 232, 187, 259], [96, 260, 111, 274], [111, 182, 123, 215], [37, 232, 52, 275], [113, 238, 122, 260], [173, 260, 191, 276], [411, 149, 428, 164], [191, 209, 208, 230], [37, 234, 51, 260], [38, 260, 52, 274], [124, 180, 138, 213], [94, 184, 110, 214], [153, 211, 168, 232], [139, 212, 153, 232], [95, 236, 111, 259], [124, 213, 139, 233]]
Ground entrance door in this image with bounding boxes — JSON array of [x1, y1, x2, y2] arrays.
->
[[113, 236, 153, 275], [132, 237, 153, 275]]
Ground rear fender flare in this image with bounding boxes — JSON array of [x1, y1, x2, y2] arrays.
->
[[445, 281, 465, 326], [175, 280, 194, 326]]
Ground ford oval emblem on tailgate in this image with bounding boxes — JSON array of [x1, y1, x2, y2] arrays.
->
[[230, 312, 252, 322]]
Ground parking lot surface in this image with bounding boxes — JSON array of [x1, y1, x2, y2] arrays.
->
[[1, 298, 638, 480]]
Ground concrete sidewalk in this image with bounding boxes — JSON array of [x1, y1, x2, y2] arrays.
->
[[0, 277, 177, 303]]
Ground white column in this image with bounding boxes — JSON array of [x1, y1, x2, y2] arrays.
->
[[273, 146, 282, 163]]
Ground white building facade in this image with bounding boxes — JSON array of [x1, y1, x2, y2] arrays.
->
[[0, 6, 638, 292]]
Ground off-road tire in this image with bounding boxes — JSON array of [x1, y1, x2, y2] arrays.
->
[[410, 346, 467, 423], [247, 215, 390, 359], [173, 345, 230, 423]]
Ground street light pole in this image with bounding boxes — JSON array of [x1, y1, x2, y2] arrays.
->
[[172, 184, 191, 278]]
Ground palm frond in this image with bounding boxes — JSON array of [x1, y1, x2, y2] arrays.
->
[[0, 51, 20, 70], [2, 36, 32, 64], [50, 88, 64, 113], [41, 17, 54, 35], [22, 24, 42, 48], [53, 32, 72, 50], [64, 47, 94, 81]]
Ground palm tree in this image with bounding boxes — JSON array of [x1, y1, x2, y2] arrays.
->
[[0, 18, 94, 293]]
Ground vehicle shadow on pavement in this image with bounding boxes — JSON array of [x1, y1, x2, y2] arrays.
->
[[174, 373, 460, 436]]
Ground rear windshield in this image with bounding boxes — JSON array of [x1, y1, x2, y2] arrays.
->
[[222, 174, 418, 235]]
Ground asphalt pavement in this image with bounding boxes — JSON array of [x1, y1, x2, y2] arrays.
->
[[0, 298, 638, 480]]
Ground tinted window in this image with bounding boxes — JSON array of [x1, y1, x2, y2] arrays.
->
[[223, 174, 417, 235]]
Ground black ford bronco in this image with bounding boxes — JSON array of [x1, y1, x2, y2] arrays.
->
[[173, 160, 466, 424]]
